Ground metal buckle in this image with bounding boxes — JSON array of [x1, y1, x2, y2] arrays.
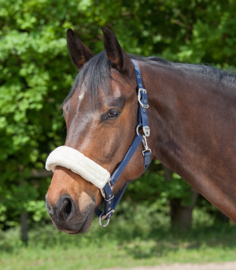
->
[[142, 149, 152, 155], [143, 126, 150, 137], [138, 88, 149, 109], [105, 195, 114, 202], [137, 125, 150, 138], [139, 88, 147, 94]]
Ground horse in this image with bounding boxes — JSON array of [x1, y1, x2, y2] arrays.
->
[[45, 27, 236, 234]]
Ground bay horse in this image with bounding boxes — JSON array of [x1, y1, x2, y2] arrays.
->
[[46, 27, 236, 234]]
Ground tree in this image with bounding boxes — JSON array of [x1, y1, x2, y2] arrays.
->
[[1, 0, 236, 233], [163, 166, 198, 231]]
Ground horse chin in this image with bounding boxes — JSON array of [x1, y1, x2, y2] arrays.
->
[[71, 210, 94, 234], [69, 218, 93, 234]]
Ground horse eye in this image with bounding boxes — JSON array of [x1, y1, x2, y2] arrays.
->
[[106, 110, 120, 119]]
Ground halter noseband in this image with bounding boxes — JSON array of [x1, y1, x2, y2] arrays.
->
[[45, 59, 151, 227]]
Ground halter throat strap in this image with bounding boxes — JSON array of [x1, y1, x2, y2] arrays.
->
[[95, 59, 151, 226]]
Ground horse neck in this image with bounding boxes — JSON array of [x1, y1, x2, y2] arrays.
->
[[139, 61, 236, 222]]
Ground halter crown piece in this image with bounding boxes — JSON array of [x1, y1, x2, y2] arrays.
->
[[45, 59, 151, 227]]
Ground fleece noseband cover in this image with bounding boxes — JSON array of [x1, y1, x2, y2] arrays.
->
[[45, 146, 111, 190]]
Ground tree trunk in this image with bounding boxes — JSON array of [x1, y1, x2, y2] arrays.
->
[[20, 212, 28, 244], [163, 165, 199, 231], [169, 189, 199, 231], [20, 178, 28, 244]]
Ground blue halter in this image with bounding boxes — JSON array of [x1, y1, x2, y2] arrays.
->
[[95, 59, 151, 226]]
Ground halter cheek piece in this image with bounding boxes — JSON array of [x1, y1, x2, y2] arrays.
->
[[45, 59, 151, 227]]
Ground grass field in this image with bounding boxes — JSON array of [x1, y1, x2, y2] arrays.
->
[[1, 205, 236, 270]]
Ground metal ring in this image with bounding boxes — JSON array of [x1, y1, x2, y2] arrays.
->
[[99, 214, 110, 227], [136, 124, 141, 136]]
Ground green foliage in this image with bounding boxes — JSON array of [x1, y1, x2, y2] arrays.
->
[[1, 0, 236, 227], [126, 166, 193, 206]]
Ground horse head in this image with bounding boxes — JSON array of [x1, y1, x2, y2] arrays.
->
[[45, 28, 151, 234]]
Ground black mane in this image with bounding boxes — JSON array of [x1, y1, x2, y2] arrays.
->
[[63, 52, 236, 106]]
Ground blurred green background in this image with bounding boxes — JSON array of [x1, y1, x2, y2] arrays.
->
[[1, 0, 236, 269]]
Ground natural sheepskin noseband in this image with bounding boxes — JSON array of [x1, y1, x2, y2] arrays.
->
[[45, 146, 111, 191]]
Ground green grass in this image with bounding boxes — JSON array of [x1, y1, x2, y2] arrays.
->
[[1, 242, 236, 270], [1, 227, 236, 270], [1, 204, 236, 270]]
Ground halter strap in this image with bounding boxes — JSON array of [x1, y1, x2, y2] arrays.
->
[[95, 59, 151, 225]]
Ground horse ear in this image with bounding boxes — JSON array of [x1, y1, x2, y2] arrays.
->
[[67, 28, 94, 69], [101, 27, 133, 73]]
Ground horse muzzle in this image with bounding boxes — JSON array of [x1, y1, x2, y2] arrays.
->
[[46, 193, 95, 234]]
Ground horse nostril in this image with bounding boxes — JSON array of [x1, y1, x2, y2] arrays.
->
[[63, 198, 72, 220]]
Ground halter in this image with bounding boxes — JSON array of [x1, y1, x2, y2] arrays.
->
[[45, 59, 151, 227], [95, 59, 151, 226]]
